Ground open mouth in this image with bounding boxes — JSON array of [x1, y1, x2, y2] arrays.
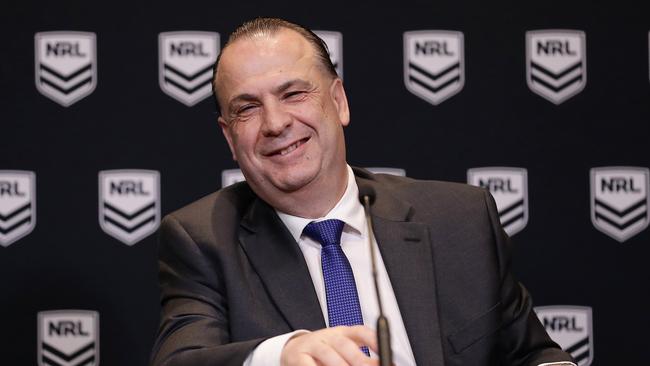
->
[[271, 137, 310, 156]]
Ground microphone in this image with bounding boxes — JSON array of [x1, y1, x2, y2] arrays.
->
[[359, 186, 392, 366]]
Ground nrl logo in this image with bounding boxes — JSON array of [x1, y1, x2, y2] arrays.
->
[[0, 171, 36, 247], [314, 31, 343, 78], [38, 310, 100, 366], [159, 31, 219, 106], [526, 30, 586, 104], [404, 30, 464, 105], [366, 167, 406, 176], [35, 31, 97, 107], [467, 167, 529, 236], [590, 166, 649, 242], [98, 170, 160, 245], [221, 169, 246, 188], [535, 306, 593, 366]]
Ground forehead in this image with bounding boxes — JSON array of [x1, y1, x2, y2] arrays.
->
[[216, 29, 322, 98]]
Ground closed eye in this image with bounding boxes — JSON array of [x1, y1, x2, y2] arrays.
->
[[230, 103, 260, 122], [284, 90, 307, 101], [237, 104, 258, 113]]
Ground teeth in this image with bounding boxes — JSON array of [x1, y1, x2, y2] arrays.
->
[[280, 141, 300, 155]]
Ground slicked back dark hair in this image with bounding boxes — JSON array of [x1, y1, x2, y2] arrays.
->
[[212, 17, 338, 113]]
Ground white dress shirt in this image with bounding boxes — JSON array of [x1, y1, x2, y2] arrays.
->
[[244, 165, 416, 365]]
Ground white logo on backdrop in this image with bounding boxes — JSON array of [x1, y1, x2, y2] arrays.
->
[[535, 306, 593, 366], [591, 166, 649, 242], [0, 171, 36, 247], [404, 30, 465, 105], [526, 30, 586, 104], [98, 170, 160, 245], [467, 167, 529, 236], [159, 31, 220, 106], [314, 30, 343, 78], [365, 167, 406, 176], [35, 32, 97, 106], [38, 310, 100, 366]]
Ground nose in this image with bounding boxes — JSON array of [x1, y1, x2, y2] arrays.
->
[[261, 101, 292, 137]]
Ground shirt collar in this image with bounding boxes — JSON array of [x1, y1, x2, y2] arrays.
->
[[276, 165, 366, 243]]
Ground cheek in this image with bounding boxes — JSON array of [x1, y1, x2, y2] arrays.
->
[[292, 101, 329, 129], [230, 126, 259, 157]]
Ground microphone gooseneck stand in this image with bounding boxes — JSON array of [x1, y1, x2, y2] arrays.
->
[[362, 193, 393, 366]]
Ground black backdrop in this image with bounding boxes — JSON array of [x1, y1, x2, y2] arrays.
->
[[2, 0, 649, 364]]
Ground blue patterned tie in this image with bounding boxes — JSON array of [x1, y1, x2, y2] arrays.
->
[[303, 219, 370, 357]]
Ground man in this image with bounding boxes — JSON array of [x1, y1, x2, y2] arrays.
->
[[151, 18, 574, 366]]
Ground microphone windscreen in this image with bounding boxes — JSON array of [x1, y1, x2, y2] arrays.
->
[[358, 185, 376, 205]]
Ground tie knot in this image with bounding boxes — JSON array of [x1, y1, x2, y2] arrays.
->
[[303, 219, 345, 247]]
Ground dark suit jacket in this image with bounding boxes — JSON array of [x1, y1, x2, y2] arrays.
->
[[150, 167, 572, 366]]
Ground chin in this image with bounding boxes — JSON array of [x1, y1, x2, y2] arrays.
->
[[269, 168, 319, 193]]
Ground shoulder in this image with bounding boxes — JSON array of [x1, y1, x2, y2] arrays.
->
[[353, 166, 488, 208], [161, 182, 257, 240], [352, 166, 496, 233]]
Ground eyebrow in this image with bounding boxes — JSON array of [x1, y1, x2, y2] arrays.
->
[[227, 78, 314, 111]]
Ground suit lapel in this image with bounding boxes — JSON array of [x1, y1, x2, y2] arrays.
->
[[357, 173, 445, 366], [239, 197, 326, 332]]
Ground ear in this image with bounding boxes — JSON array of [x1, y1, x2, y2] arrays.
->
[[330, 78, 350, 127], [218, 116, 237, 161]]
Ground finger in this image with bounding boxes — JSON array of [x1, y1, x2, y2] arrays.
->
[[324, 331, 376, 365], [305, 339, 349, 366], [342, 325, 379, 352], [294, 353, 319, 366]]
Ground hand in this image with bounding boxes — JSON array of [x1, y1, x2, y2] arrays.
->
[[280, 325, 379, 366]]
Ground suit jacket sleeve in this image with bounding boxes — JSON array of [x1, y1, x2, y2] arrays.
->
[[149, 214, 264, 366], [482, 189, 573, 365]]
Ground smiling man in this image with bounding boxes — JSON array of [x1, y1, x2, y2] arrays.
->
[[150, 18, 575, 366], [215, 22, 350, 219]]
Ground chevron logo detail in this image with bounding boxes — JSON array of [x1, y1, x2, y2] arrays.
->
[[98, 170, 160, 245], [404, 30, 464, 105], [590, 167, 649, 242], [35, 32, 97, 107], [467, 167, 529, 236], [159, 31, 219, 106], [314, 30, 343, 79], [38, 310, 100, 366], [0, 171, 36, 247], [526, 30, 586, 104], [535, 306, 594, 366]]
